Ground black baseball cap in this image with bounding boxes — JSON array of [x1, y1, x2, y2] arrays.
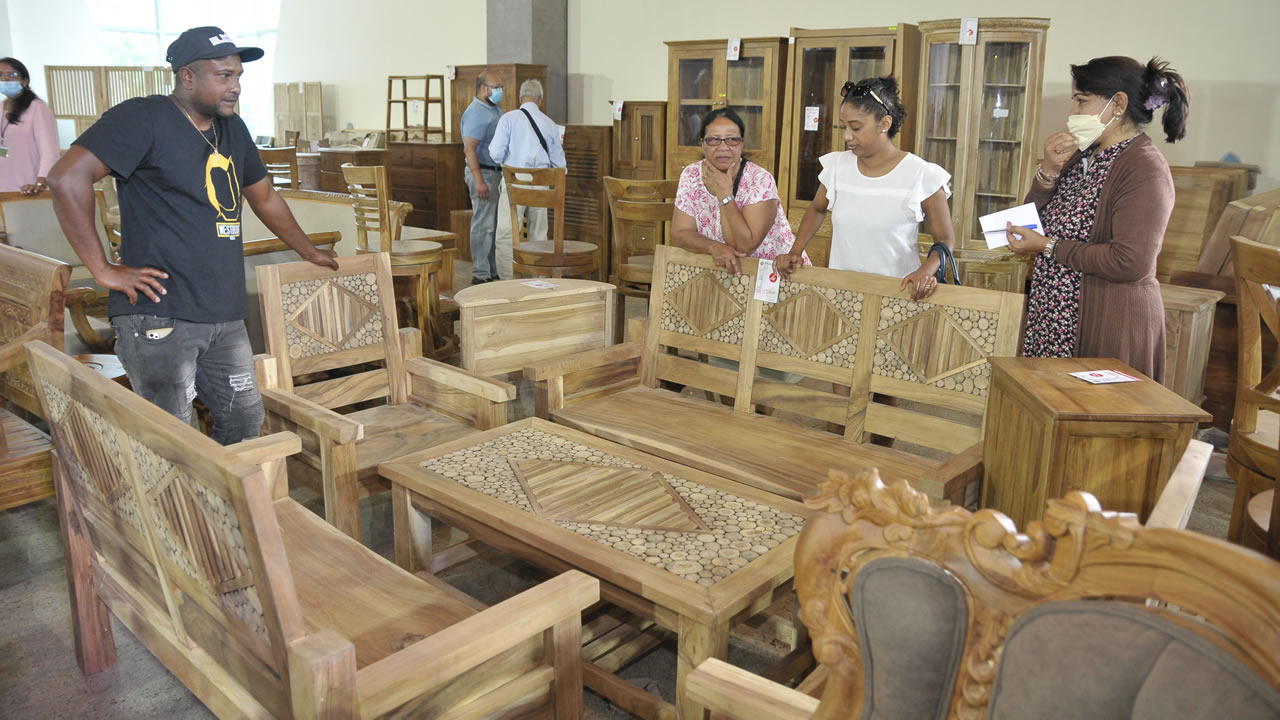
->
[[165, 26, 264, 71]]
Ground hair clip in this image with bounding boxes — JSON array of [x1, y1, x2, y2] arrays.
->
[[1143, 94, 1168, 111]]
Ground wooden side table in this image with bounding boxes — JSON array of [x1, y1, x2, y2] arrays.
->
[[1160, 284, 1223, 406], [981, 357, 1211, 526], [454, 279, 615, 377]]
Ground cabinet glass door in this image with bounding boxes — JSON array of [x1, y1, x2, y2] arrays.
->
[[725, 53, 768, 152], [971, 40, 1032, 238], [920, 41, 963, 178], [793, 44, 836, 202], [674, 51, 719, 151]]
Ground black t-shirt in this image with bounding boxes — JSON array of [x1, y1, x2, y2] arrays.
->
[[74, 95, 267, 323]]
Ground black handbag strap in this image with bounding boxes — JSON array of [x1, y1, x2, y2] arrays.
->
[[519, 108, 550, 157], [927, 242, 960, 284]]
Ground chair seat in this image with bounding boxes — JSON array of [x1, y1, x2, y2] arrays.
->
[[618, 255, 656, 285], [0, 407, 53, 511], [293, 403, 473, 482], [1247, 490, 1274, 541], [359, 239, 443, 259], [275, 497, 480, 668], [1229, 409, 1280, 475], [514, 240, 597, 266]]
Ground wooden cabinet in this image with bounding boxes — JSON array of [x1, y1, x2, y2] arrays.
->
[[386, 141, 468, 230], [317, 148, 386, 194], [562, 126, 613, 275], [1160, 284, 1223, 406], [665, 38, 788, 178], [981, 357, 1210, 528], [613, 101, 666, 180], [449, 63, 547, 142], [777, 25, 920, 267], [915, 18, 1049, 289]]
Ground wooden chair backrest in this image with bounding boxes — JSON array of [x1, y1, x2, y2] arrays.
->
[[796, 468, 1280, 718], [503, 165, 567, 254], [604, 176, 677, 278], [0, 244, 70, 416], [642, 245, 1024, 455], [259, 146, 300, 190], [255, 252, 406, 410], [284, 129, 300, 147], [341, 162, 394, 253], [26, 341, 304, 712]]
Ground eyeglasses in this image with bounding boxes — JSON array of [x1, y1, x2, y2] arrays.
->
[[702, 136, 743, 147], [0, 72, 20, 81], [841, 81, 889, 112]]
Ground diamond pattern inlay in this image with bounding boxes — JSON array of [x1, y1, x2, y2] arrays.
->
[[288, 283, 377, 350], [764, 288, 854, 357], [881, 307, 985, 382], [667, 272, 742, 336], [511, 459, 709, 532]]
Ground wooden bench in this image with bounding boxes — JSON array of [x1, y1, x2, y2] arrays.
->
[[525, 244, 1025, 507], [26, 339, 599, 718]]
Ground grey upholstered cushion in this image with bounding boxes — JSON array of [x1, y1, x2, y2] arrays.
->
[[988, 600, 1280, 720], [851, 557, 967, 720]]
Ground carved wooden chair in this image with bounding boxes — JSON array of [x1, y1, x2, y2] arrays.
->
[[255, 252, 515, 541], [0, 245, 69, 510], [603, 176, 677, 340], [25, 339, 597, 719], [259, 146, 300, 189], [504, 165, 598, 279], [1229, 236, 1280, 557], [688, 461, 1280, 720]]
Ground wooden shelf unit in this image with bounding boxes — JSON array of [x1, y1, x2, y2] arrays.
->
[[386, 74, 446, 143]]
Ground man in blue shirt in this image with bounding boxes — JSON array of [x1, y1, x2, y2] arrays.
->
[[489, 79, 565, 260], [460, 69, 504, 285]]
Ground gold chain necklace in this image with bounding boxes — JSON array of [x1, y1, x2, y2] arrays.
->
[[172, 97, 219, 155]]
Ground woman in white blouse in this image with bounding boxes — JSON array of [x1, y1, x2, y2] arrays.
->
[[777, 76, 954, 300]]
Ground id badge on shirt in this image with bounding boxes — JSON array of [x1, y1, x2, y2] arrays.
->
[[0, 145, 8, 158]]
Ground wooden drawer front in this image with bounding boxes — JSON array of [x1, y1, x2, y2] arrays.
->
[[405, 209, 438, 229], [387, 145, 414, 168], [318, 151, 347, 173], [389, 168, 435, 191], [392, 187, 432, 211], [389, 143, 438, 169], [320, 171, 348, 194]]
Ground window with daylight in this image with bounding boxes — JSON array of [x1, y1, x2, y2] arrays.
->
[[87, 0, 282, 139]]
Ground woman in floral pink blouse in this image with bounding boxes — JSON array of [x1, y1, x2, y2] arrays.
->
[[671, 108, 809, 274]]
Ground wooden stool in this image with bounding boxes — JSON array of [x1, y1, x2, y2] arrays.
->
[[503, 165, 599, 280], [356, 236, 454, 360]]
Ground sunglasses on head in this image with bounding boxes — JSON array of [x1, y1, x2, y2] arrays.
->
[[841, 81, 890, 112]]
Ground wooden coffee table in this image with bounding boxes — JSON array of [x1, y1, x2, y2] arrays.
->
[[380, 417, 807, 720]]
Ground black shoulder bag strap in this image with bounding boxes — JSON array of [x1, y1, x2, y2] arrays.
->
[[519, 108, 551, 160], [927, 242, 960, 284]]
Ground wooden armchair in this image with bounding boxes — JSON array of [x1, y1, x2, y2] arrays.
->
[[25, 339, 598, 719], [603, 176, 677, 340], [0, 245, 69, 510], [504, 165, 598, 279], [255, 252, 515, 541], [259, 146, 300, 189], [688, 453, 1280, 720]]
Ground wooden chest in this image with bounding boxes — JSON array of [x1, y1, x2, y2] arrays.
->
[[296, 152, 320, 190], [317, 147, 386, 193], [981, 357, 1210, 527], [386, 141, 468, 230], [1159, 284, 1223, 406]]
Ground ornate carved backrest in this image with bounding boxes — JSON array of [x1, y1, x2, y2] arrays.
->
[[1231, 236, 1280, 434], [797, 468, 1280, 720], [259, 146, 300, 190], [255, 252, 406, 408], [603, 176, 677, 284], [503, 165, 568, 254], [0, 244, 69, 416], [26, 341, 304, 700], [341, 162, 393, 253]]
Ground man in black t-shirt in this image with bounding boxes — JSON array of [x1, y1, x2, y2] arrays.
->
[[48, 26, 339, 445]]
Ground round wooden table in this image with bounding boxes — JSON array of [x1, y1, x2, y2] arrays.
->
[[75, 354, 129, 386]]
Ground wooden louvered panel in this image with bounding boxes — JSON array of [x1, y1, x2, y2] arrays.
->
[[562, 125, 612, 274]]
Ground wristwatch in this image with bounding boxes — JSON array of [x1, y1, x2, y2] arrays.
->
[[719, 195, 733, 206], [1042, 238, 1057, 258]]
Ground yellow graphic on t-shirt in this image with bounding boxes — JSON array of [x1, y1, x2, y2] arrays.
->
[[205, 152, 241, 239]]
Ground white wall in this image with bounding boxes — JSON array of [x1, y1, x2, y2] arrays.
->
[[568, 0, 1280, 191]]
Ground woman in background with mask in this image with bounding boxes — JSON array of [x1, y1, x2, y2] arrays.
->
[[1005, 56, 1189, 383], [0, 57, 58, 194]]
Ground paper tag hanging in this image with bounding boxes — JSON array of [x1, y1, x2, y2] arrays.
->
[[446, 65, 456, 80], [727, 38, 741, 61], [612, 100, 624, 121], [754, 259, 780, 303], [960, 18, 979, 45], [803, 107, 820, 132]]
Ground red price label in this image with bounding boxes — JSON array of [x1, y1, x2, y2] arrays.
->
[[769, 272, 778, 282]]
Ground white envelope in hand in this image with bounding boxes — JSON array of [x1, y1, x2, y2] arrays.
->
[[979, 202, 1044, 250]]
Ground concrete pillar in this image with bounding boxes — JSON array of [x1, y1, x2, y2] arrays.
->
[[485, 0, 567, 122]]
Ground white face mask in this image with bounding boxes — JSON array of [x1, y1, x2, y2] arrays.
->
[[1066, 95, 1117, 151]]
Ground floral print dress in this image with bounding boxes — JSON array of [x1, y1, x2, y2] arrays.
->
[[1022, 137, 1136, 358], [674, 161, 811, 263]]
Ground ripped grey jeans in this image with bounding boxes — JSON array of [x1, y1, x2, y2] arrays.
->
[[110, 314, 264, 445]]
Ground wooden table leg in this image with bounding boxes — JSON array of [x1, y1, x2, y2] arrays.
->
[[676, 616, 729, 720], [392, 484, 432, 574]]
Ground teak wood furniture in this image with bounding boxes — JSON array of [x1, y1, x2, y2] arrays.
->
[[613, 101, 666, 181], [26, 340, 599, 719], [1158, 166, 1252, 282], [525, 244, 1025, 508], [273, 81, 325, 145], [665, 38, 789, 178], [777, 24, 921, 268], [386, 74, 446, 143], [0, 245, 68, 510], [259, 146, 300, 189], [1228, 236, 1280, 553], [504, 165, 600, 279], [604, 176, 679, 340], [1159, 283, 1223, 405], [981, 356, 1211, 528], [254, 253, 515, 541], [380, 417, 810, 720], [454, 279, 615, 378], [386, 140, 468, 231], [318, 147, 386, 194], [685, 467, 1280, 720], [45, 64, 174, 136], [563, 125, 614, 276], [449, 64, 547, 142]]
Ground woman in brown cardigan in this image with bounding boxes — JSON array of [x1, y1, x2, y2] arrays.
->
[[1005, 56, 1190, 383]]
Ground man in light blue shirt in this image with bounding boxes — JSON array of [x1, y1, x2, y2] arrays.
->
[[460, 69, 504, 284], [489, 79, 565, 266]]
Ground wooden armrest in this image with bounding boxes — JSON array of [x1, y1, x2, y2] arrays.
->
[[687, 658, 819, 720], [522, 342, 642, 382], [64, 286, 105, 305], [1, 323, 49, 372], [242, 230, 341, 257], [354, 570, 600, 718], [923, 440, 984, 508], [260, 388, 363, 445], [404, 356, 516, 402], [1146, 439, 1212, 529], [227, 432, 302, 465]]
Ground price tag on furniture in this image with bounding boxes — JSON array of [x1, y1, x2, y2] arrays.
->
[[754, 259, 780, 303]]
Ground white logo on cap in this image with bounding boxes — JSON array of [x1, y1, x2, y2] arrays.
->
[[208, 33, 234, 46]]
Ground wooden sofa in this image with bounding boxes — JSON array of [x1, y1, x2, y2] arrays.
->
[[26, 339, 599, 718], [525, 245, 1026, 507], [686, 465, 1280, 719]]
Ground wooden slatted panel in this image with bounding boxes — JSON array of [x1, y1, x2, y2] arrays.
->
[[44, 66, 101, 118]]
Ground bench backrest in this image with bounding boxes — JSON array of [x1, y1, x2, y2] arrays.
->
[[642, 245, 1024, 456], [26, 340, 303, 716], [0, 244, 70, 416]]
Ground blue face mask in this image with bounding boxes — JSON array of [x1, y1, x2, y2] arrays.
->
[[489, 86, 503, 105], [0, 81, 23, 98]]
